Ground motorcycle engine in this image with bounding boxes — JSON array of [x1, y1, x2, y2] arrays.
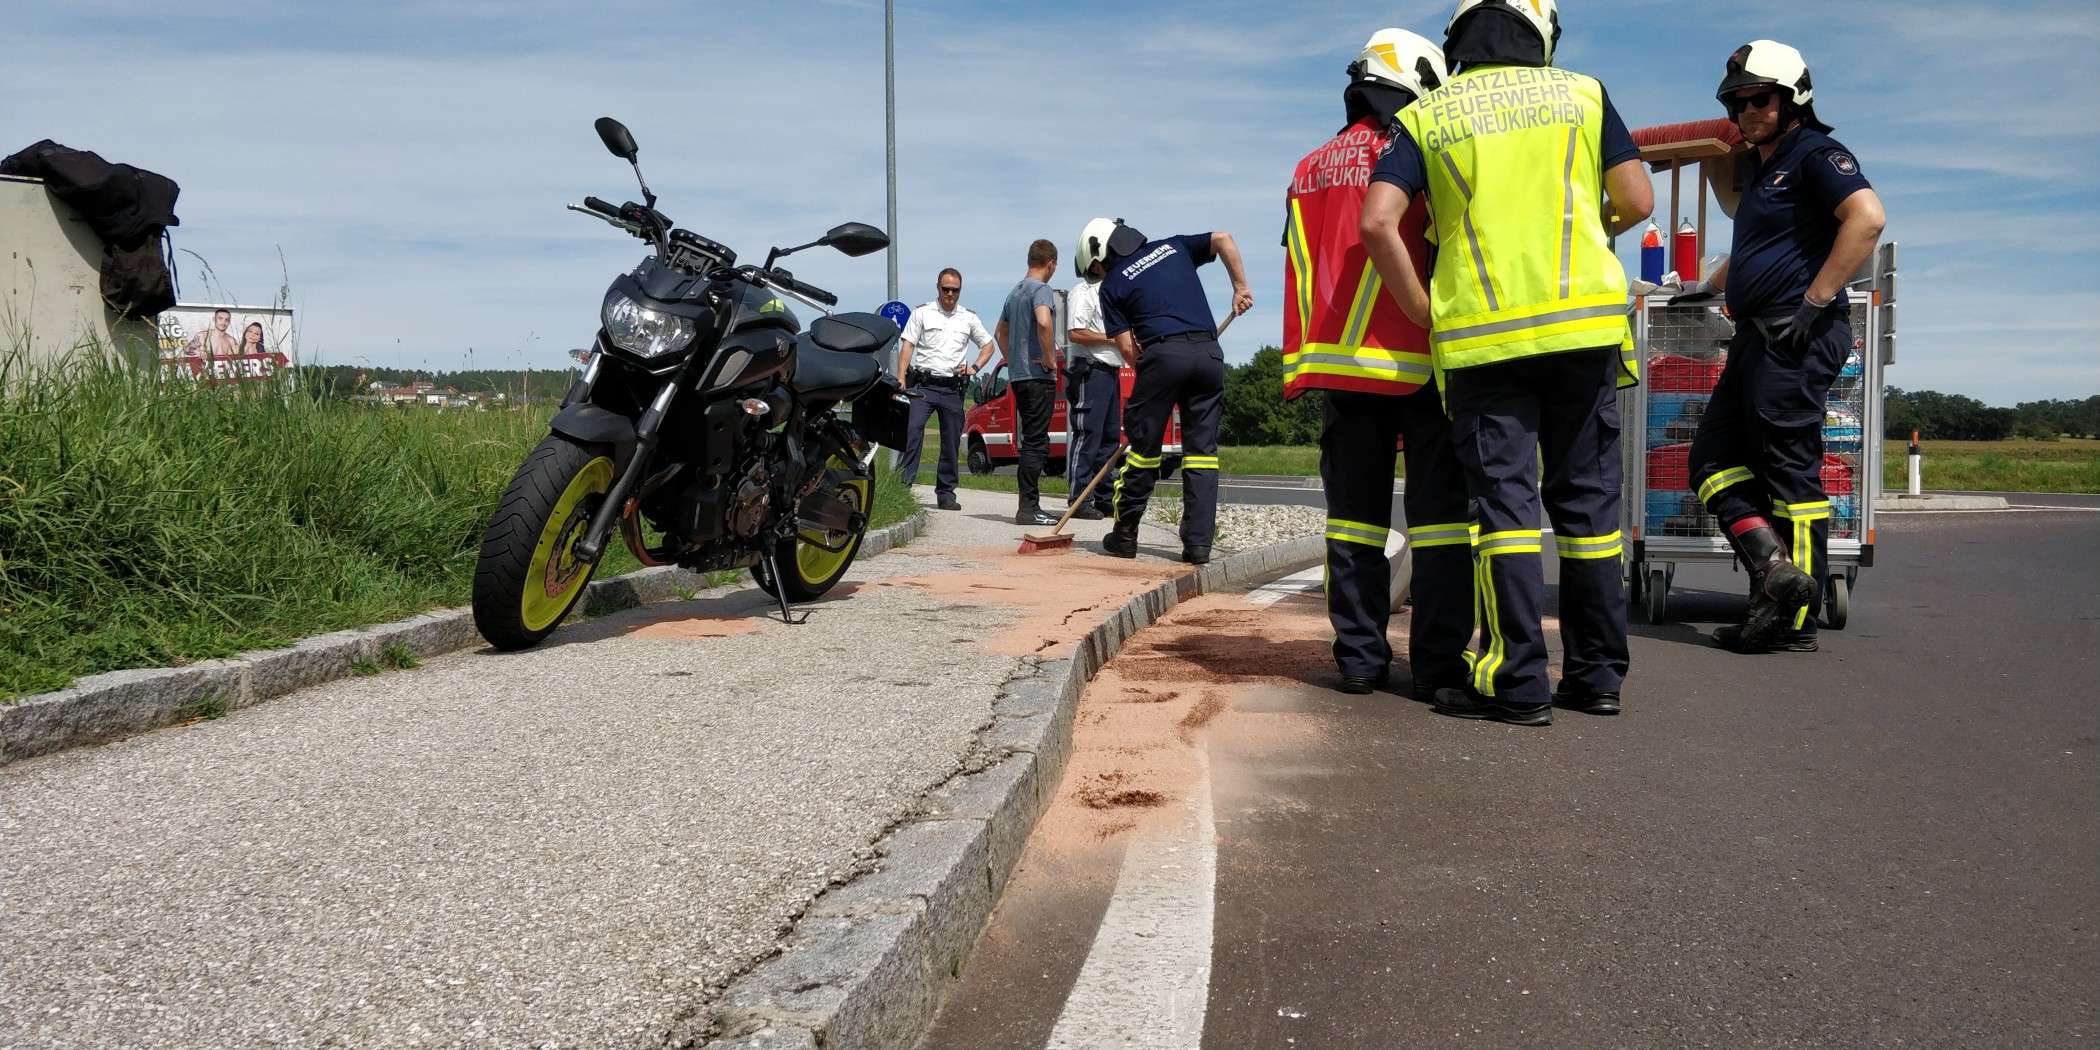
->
[[729, 455, 771, 539]]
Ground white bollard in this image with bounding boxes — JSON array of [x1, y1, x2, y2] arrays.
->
[[1907, 429, 1922, 496]]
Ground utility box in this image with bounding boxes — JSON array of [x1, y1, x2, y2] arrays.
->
[[1, 174, 158, 369]]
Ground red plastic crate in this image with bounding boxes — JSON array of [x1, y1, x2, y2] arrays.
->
[[1649, 447, 1853, 498], [1647, 442, 1692, 490], [1821, 454, 1855, 496], [1650, 353, 1725, 392]]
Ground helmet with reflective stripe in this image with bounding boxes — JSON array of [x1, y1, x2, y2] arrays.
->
[[1717, 39, 1832, 132], [1447, 0, 1560, 64], [1348, 28, 1447, 101]]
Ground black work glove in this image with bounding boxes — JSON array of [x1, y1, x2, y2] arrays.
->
[[1667, 279, 1719, 304], [1769, 295, 1834, 357]]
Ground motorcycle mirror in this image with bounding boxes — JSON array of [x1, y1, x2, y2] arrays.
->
[[822, 222, 890, 258], [594, 117, 639, 161]]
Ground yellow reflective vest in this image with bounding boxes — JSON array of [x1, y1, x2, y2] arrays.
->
[[1394, 65, 1638, 387]]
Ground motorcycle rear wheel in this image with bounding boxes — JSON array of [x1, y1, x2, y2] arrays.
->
[[473, 436, 614, 650], [754, 456, 874, 603]]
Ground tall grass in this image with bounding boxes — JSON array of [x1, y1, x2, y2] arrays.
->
[[0, 351, 914, 699]]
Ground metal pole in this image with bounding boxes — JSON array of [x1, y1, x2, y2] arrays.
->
[[884, 0, 898, 303]]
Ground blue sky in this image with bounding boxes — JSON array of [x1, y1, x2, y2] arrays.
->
[[6, 0, 2094, 404]]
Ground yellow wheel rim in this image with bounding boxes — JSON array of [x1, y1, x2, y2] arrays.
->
[[794, 465, 869, 586], [520, 455, 614, 632]]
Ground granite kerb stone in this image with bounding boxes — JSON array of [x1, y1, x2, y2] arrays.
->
[[0, 660, 250, 765]]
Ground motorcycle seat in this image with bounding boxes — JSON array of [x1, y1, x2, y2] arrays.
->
[[808, 312, 897, 354], [792, 343, 882, 401]]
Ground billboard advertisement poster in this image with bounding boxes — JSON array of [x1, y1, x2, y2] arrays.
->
[[156, 303, 296, 382]]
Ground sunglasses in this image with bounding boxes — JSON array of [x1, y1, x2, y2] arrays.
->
[[1725, 89, 1778, 115], [938, 286, 961, 294]]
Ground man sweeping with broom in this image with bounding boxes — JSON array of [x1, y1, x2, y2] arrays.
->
[[1076, 220, 1252, 565]]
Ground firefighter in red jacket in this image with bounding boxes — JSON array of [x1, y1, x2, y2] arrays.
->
[[1286, 28, 1473, 697]]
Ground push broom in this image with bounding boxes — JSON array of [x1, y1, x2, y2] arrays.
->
[[1016, 306, 1243, 556], [1017, 446, 1126, 554]]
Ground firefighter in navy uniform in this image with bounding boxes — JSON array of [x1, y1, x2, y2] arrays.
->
[[1092, 222, 1253, 564], [1678, 40, 1886, 654], [1286, 28, 1473, 697], [1359, 0, 1653, 725]]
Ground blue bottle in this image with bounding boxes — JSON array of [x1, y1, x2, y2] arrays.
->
[[1640, 222, 1665, 284]]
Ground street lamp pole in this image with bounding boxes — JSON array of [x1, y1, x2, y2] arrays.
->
[[884, 0, 898, 302]]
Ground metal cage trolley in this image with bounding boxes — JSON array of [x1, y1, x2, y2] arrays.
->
[[1622, 242, 1898, 628]]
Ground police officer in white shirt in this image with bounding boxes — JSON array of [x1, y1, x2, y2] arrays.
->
[[896, 267, 1000, 510], [1064, 233, 1126, 521]]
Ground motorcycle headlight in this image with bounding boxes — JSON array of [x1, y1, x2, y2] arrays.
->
[[602, 290, 697, 358]]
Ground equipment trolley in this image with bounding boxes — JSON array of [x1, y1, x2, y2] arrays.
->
[[1622, 243, 1898, 629]]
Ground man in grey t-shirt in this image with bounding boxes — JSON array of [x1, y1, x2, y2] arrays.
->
[[996, 239, 1062, 526]]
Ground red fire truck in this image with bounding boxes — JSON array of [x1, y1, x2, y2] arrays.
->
[[963, 360, 1182, 480]]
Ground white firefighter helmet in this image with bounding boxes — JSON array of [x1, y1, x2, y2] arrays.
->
[[1447, 0, 1561, 64], [1349, 28, 1448, 101], [1076, 217, 1147, 278], [1717, 39, 1831, 132], [1076, 217, 1119, 278]]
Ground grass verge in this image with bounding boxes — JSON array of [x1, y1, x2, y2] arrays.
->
[[1, 352, 912, 700], [1881, 438, 2100, 494]]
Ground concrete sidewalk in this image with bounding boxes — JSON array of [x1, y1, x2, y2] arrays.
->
[[0, 488, 1194, 1050]]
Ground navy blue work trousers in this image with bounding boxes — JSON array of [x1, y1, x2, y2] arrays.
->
[[1111, 336, 1223, 549], [1688, 310, 1851, 636], [1444, 346, 1630, 705], [1319, 386, 1474, 690], [1065, 356, 1124, 510]]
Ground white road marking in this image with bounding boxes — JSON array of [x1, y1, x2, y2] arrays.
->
[[1046, 746, 1218, 1050], [1247, 530, 1414, 607], [1886, 505, 2100, 514], [1245, 565, 1322, 607]]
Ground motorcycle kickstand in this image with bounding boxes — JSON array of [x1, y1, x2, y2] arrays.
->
[[760, 551, 809, 625]]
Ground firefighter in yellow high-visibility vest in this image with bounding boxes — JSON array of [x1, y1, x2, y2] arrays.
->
[[1285, 28, 1472, 698], [1359, 0, 1653, 726]]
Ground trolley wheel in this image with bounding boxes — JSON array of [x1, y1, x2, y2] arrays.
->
[[1645, 568, 1668, 625], [1823, 574, 1850, 631]]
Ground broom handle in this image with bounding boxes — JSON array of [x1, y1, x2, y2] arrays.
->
[[1049, 445, 1128, 534]]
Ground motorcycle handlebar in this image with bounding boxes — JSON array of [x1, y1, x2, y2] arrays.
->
[[766, 270, 838, 307], [582, 196, 620, 217]]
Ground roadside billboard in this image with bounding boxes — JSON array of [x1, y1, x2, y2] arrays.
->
[[156, 303, 295, 382]]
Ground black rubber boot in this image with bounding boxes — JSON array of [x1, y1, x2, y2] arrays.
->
[[1100, 528, 1139, 559], [1722, 524, 1815, 653]]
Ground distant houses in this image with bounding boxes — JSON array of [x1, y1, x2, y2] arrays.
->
[[355, 380, 509, 410]]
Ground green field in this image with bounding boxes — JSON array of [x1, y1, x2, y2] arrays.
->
[[0, 355, 914, 700], [911, 436, 2099, 495], [1881, 438, 2100, 494]]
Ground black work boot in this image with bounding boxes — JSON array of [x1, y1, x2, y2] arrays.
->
[[1713, 623, 1819, 652], [1431, 686, 1553, 726], [1180, 545, 1211, 565], [1723, 523, 1816, 652], [1100, 528, 1139, 559]]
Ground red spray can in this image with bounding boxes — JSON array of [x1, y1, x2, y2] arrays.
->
[[1672, 220, 1700, 282]]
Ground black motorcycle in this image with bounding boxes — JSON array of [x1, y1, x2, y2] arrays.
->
[[472, 117, 911, 651]]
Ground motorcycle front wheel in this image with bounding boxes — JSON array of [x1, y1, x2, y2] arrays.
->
[[754, 455, 874, 603], [472, 436, 614, 650]]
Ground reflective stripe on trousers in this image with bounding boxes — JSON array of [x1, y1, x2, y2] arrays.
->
[[1773, 500, 1832, 629]]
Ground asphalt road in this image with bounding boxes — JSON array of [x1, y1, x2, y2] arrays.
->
[[924, 504, 2099, 1048]]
